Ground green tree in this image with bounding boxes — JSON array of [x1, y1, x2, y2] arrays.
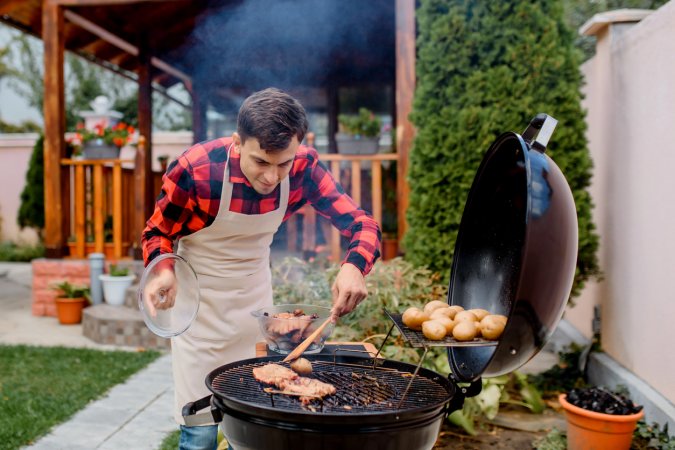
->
[[404, 0, 600, 300], [17, 135, 45, 237]]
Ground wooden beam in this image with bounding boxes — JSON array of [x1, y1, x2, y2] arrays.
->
[[0, 0, 26, 15], [395, 0, 415, 245], [63, 9, 191, 86], [133, 37, 153, 259], [49, 0, 179, 5], [190, 84, 207, 143], [42, 1, 67, 258]]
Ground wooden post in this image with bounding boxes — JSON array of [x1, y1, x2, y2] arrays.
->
[[112, 162, 123, 258], [74, 164, 86, 258], [93, 164, 104, 253], [371, 162, 382, 226], [42, 1, 67, 258], [327, 83, 339, 153], [134, 35, 154, 260], [395, 0, 416, 244]]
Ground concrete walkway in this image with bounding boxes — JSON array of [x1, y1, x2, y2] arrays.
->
[[0, 262, 177, 450]]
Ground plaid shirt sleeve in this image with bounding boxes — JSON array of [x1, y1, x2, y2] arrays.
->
[[299, 149, 382, 275], [141, 154, 202, 265]]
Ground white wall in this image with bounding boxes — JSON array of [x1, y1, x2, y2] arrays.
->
[[571, 2, 675, 402]]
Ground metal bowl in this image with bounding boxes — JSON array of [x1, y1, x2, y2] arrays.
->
[[251, 304, 335, 354]]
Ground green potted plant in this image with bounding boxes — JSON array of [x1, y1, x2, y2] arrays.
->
[[99, 263, 135, 306], [71, 121, 135, 159], [157, 154, 170, 172], [336, 108, 382, 154], [559, 387, 644, 450], [51, 281, 90, 324]]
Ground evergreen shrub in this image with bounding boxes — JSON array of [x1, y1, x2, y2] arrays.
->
[[404, 0, 600, 300], [17, 134, 45, 236]]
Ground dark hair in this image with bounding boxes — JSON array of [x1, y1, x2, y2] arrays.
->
[[237, 88, 309, 151]]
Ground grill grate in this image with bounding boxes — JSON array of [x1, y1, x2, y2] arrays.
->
[[210, 359, 450, 414], [385, 310, 499, 348]]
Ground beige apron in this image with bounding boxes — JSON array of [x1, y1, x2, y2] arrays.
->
[[172, 146, 289, 424]]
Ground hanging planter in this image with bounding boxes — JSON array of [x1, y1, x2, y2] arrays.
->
[[559, 388, 644, 450]]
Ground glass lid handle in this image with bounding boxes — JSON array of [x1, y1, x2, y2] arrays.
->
[[522, 113, 558, 153]]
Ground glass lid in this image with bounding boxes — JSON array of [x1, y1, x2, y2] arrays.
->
[[138, 253, 199, 338]]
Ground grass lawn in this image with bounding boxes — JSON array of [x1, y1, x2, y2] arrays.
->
[[0, 345, 160, 449], [159, 430, 180, 450]]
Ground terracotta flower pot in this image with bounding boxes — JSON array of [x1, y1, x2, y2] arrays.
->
[[55, 297, 87, 324], [559, 393, 644, 450]]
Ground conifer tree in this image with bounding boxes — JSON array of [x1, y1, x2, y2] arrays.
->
[[404, 0, 600, 298]]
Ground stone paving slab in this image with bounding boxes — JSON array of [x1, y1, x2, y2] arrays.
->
[[24, 354, 175, 450]]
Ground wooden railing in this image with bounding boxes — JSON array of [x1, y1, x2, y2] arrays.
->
[[286, 153, 399, 262], [63, 153, 398, 262], [61, 158, 135, 259]]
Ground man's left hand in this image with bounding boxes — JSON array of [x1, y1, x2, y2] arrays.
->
[[330, 263, 368, 321]]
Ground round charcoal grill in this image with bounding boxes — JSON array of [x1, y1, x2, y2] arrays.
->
[[183, 114, 579, 450], [195, 354, 460, 450]]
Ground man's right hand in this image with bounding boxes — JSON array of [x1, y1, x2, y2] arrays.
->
[[143, 268, 177, 317]]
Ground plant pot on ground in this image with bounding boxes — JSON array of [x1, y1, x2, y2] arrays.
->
[[51, 281, 90, 325], [559, 387, 644, 450], [99, 264, 135, 306]]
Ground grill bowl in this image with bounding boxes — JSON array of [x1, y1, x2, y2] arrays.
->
[[251, 304, 335, 355]]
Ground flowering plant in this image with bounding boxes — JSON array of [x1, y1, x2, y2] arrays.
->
[[72, 122, 135, 148], [338, 108, 382, 138]]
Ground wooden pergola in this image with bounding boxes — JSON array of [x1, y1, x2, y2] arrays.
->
[[0, 0, 415, 259]]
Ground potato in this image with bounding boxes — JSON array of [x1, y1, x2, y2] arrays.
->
[[452, 321, 478, 341], [422, 320, 447, 340], [447, 305, 464, 315], [402, 307, 429, 330], [423, 300, 449, 315], [491, 314, 508, 325], [467, 308, 490, 321], [430, 307, 456, 320], [432, 316, 455, 334], [290, 357, 313, 375], [480, 315, 507, 340], [454, 310, 478, 323]]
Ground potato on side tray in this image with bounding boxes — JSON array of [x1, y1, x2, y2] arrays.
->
[[423, 300, 449, 315], [467, 308, 490, 321], [452, 320, 478, 341], [480, 315, 507, 340], [422, 320, 447, 340], [402, 307, 429, 331], [431, 316, 455, 334], [454, 310, 479, 323], [430, 307, 456, 320]]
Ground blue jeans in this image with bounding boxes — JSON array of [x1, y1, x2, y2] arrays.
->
[[178, 425, 220, 450]]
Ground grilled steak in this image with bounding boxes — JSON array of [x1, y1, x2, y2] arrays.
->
[[253, 363, 336, 405], [252, 364, 298, 385], [279, 377, 336, 405]]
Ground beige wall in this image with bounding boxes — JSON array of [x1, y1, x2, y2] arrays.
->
[[0, 131, 194, 243], [570, 2, 675, 402]]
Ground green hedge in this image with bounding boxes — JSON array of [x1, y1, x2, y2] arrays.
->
[[17, 134, 44, 236], [404, 0, 600, 300]]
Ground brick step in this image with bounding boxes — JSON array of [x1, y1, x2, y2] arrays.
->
[[82, 303, 171, 350]]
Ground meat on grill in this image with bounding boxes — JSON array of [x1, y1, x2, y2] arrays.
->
[[253, 363, 336, 405], [279, 377, 336, 405], [252, 363, 298, 385]]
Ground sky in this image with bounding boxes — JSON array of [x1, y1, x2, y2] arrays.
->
[[0, 25, 43, 126]]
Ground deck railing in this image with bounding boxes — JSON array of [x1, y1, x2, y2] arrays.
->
[[63, 152, 398, 261]]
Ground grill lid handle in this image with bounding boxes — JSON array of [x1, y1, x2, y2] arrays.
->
[[522, 113, 557, 153]]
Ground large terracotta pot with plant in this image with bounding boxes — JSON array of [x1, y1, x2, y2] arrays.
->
[[99, 264, 135, 306], [559, 388, 644, 450], [51, 281, 90, 325]]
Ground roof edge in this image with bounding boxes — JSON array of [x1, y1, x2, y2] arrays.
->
[[579, 8, 653, 36]]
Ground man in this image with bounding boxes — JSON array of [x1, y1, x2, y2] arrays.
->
[[142, 88, 381, 450]]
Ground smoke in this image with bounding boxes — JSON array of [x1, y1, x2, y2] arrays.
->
[[184, 0, 394, 99]]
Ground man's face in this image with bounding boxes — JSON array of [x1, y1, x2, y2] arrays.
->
[[233, 133, 298, 195]]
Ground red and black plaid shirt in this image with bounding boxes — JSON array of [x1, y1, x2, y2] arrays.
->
[[142, 137, 381, 274]]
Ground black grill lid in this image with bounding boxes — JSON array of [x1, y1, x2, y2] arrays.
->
[[447, 114, 578, 382]]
